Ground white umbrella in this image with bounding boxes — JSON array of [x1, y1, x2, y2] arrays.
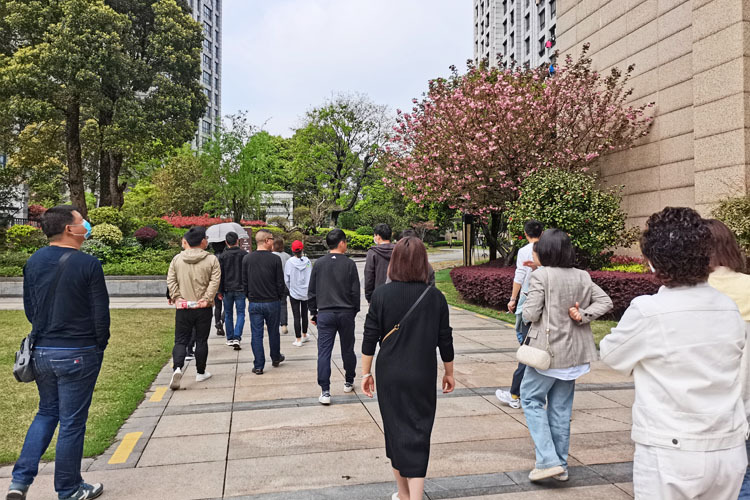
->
[[205, 222, 250, 243]]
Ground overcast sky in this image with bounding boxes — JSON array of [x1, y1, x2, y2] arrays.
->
[[221, 0, 473, 137]]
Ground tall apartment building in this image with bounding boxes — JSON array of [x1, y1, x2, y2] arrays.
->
[[473, 0, 558, 68], [556, 0, 750, 227], [188, 0, 222, 148]]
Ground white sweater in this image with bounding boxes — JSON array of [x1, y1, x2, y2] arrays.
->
[[600, 283, 747, 451]]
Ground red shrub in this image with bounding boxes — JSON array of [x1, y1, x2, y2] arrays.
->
[[450, 264, 660, 319], [240, 220, 267, 227], [162, 213, 232, 228], [609, 255, 645, 266], [134, 226, 158, 244], [28, 204, 47, 221]]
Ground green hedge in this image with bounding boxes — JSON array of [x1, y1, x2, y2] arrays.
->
[[431, 240, 463, 247], [315, 228, 372, 250]]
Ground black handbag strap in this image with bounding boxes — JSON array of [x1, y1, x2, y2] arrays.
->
[[30, 250, 75, 345], [383, 285, 432, 342]]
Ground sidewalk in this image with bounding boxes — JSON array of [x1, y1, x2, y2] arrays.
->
[[0, 251, 636, 499]]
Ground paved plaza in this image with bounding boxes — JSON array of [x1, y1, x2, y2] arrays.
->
[[1, 252, 637, 499]]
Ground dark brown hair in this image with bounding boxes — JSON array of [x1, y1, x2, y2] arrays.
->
[[387, 236, 430, 284], [641, 207, 711, 287], [705, 219, 746, 273], [273, 235, 284, 252]]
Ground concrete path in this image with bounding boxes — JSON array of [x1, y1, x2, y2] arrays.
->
[[0, 249, 636, 499]]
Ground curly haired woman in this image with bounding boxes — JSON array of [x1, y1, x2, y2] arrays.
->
[[601, 207, 747, 500]]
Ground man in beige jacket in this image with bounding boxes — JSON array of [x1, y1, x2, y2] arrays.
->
[[167, 226, 221, 390]]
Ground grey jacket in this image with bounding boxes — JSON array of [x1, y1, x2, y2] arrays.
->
[[522, 267, 613, 369]]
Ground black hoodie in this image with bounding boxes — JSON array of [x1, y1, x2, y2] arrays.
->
[[364, 243, 395, 302], [218, 246, 248, 293]]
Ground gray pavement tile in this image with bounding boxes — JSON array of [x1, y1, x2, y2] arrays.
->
[[425, 472, 516, 498], [152, 411, 232, 438], [228, 421, 384, 459], [587, 462, 634, 484], [166, 387, 235, 406], [163, 402, 232, 416], [137, 433, 229, 467], [231, 403, 373, 433], [614, 482, 635, 498], [457, 484, 634, 499], [568, 431, 635, 466], [431, 414, 530, 444]]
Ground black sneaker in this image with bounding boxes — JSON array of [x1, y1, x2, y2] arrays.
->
[[215, 324, 225, 336], [59, 482, 103, 500], [272, 354, 285, 367], [252, 368, 263, 375], [6, 483, 29, 500]]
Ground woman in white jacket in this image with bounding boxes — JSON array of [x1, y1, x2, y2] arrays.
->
[[600, 207, 747, 500], [284, 240, 312, 347]]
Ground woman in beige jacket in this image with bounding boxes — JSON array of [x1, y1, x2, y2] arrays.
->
[[601, 208, 747, 500], [705, 219, 750, 500], [521, 229, 613, 482]]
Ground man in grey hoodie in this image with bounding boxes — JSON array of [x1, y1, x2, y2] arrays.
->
[[364, 223, 395, 303]]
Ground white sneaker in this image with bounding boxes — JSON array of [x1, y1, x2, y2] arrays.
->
[[196, 372, 212, 383], [495, 389, 521, 409], [169, 368, 183, 390], [302, 335, 310, 343], [391, 493, 400, 500], [226, 339, 233, 346], [319, 391, 331, 405], [292, 340, 303, 347], [343, 383, 354, 393], [553, 470, 569, 481], [281, 325, 289, 335], [528, 465, 565, 482]]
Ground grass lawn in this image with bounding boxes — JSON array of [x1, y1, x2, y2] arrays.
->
[[0, 309, 175, 465], [434, 268, 617, 347]]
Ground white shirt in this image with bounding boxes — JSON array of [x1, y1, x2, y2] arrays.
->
[[535, 363, 590, 381], [514, 242, 534, 314]]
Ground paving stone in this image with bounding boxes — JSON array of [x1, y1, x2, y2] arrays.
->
[[166, 387, 235, 406], [152, 411, 231, 438], [431, 414, 530, 444], [231, 403, 373, 432], [456, 483, 634, 499], [137, 433, 229, 467], [568, 431, 635, 465]]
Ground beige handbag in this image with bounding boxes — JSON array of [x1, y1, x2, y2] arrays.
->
[[516, 269, 553, 370]]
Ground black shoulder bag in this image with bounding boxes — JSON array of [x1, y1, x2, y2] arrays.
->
[[13, 250, 74, 383], [381, 286, 432, 344]]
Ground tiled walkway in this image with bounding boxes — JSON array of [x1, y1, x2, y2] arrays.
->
[[0, 252, 637, 499]]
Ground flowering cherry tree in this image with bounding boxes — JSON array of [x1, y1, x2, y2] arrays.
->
[[385, 44, 654, 260]]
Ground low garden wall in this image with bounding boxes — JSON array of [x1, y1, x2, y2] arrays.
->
[[450, 261, 660, 319], [0, 276, 167, 297]]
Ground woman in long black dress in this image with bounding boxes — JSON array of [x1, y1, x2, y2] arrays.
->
[[361, 236, 455, 500]]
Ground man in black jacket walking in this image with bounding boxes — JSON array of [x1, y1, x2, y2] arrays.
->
[[364, 223, 395, 303], [8, 206, 109, 500], [309, 229, 360, 405], [242, 229, 286, 374], [218, 232, 247, 350]]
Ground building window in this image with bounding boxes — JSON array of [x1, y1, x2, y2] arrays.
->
[[485, 32, 490, 47], [203, 39, 212, 52], [525, 0, 530, 9], [215, 77, 219, 89], [215, 92, 219, 104], [202, 88, 209, 98], [203, 21, 211, 38], [203, 54, 211, 66], [503, 41, 507, 54], [524, 13, 530, 32], [215, 30, 219, 41], [215, 0, 220, 8], [510, 10, 514, 25], [539, 36, 546, 55], [525, 37, 530, 55], [203, 5, 211, 18], [486, 12, 490, 27], [202, 121, 211, 135], [549, 25, 556, 46], [215, 14, 219, 25], [202, 70, 211, 85], [550, 0, 556, 16], [215, 45, 219, 57], [206, 107, 212, 119], [510, 32, 515, 46], [215, 61, 219, 73], [539, 9, 545, 29], [502, 0, 507, 14], [503, 20, 507, 36]]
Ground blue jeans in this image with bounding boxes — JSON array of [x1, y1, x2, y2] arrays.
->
[[12, 347, 103, 498], [316, 311, 357, 391], [223, 292, 246, 341], [739, 441, 750, 499], [248, 301, 281, 370], [520, 367, 576, 470]]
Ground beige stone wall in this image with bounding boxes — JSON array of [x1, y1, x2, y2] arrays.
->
[[557, 0, 750, 229]]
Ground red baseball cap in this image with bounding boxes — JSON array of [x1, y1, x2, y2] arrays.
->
[[291, 240, 304, 252]]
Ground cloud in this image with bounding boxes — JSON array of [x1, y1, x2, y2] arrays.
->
[[222, 0, 472, 136]]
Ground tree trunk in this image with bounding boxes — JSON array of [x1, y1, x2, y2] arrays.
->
[[488, 212, 501, 261], [98, 109, 113, 206], [66, 96, 87, 218], [109, 153, 125, 208]]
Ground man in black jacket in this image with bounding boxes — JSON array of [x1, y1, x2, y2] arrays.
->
[[218, 232, 247, 350], [309, 229, 360, 405], [242, 229, 286, 374], [8, 206, 109, 500], [364, 223, 395, 303]]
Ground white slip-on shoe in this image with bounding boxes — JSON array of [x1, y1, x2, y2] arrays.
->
[[302, 335, 310, 343], [495, 389, 521, 409], [318, 391, 331, 405], [553, 470, 569, 482], [169, 368, 183, 390], [343, 383, 354, 393], [292, 340, 303, 347], [528, 465, 565, 482], [196, 372, 212, 383]]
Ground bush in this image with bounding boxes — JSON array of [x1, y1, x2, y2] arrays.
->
[[88, 207, 124, 229], [102, 261, 170, 276], [506, 169, 639, 270], [356, 226, 374, 236], [161, 213, 233, 229], [0, 265, 23, 277], [713, 195, 750, 254], [431, 240, 463, 247], [91, 223, 123, 247], [28, 204, 47, 221], [338, 212, 359, 231], [609, 255, 644, 266], [450, 262, 660, 319], [600, 264, 647, 273], [80, 240, 114, 263], [6, 225, 47, 253], [134, 227, 158, 245], [267, 216, 291, 232]]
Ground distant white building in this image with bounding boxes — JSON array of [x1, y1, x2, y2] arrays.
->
[[473, 0, 557, 69], [263, 191, 294, 225], [188, 0, 222, 148]]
